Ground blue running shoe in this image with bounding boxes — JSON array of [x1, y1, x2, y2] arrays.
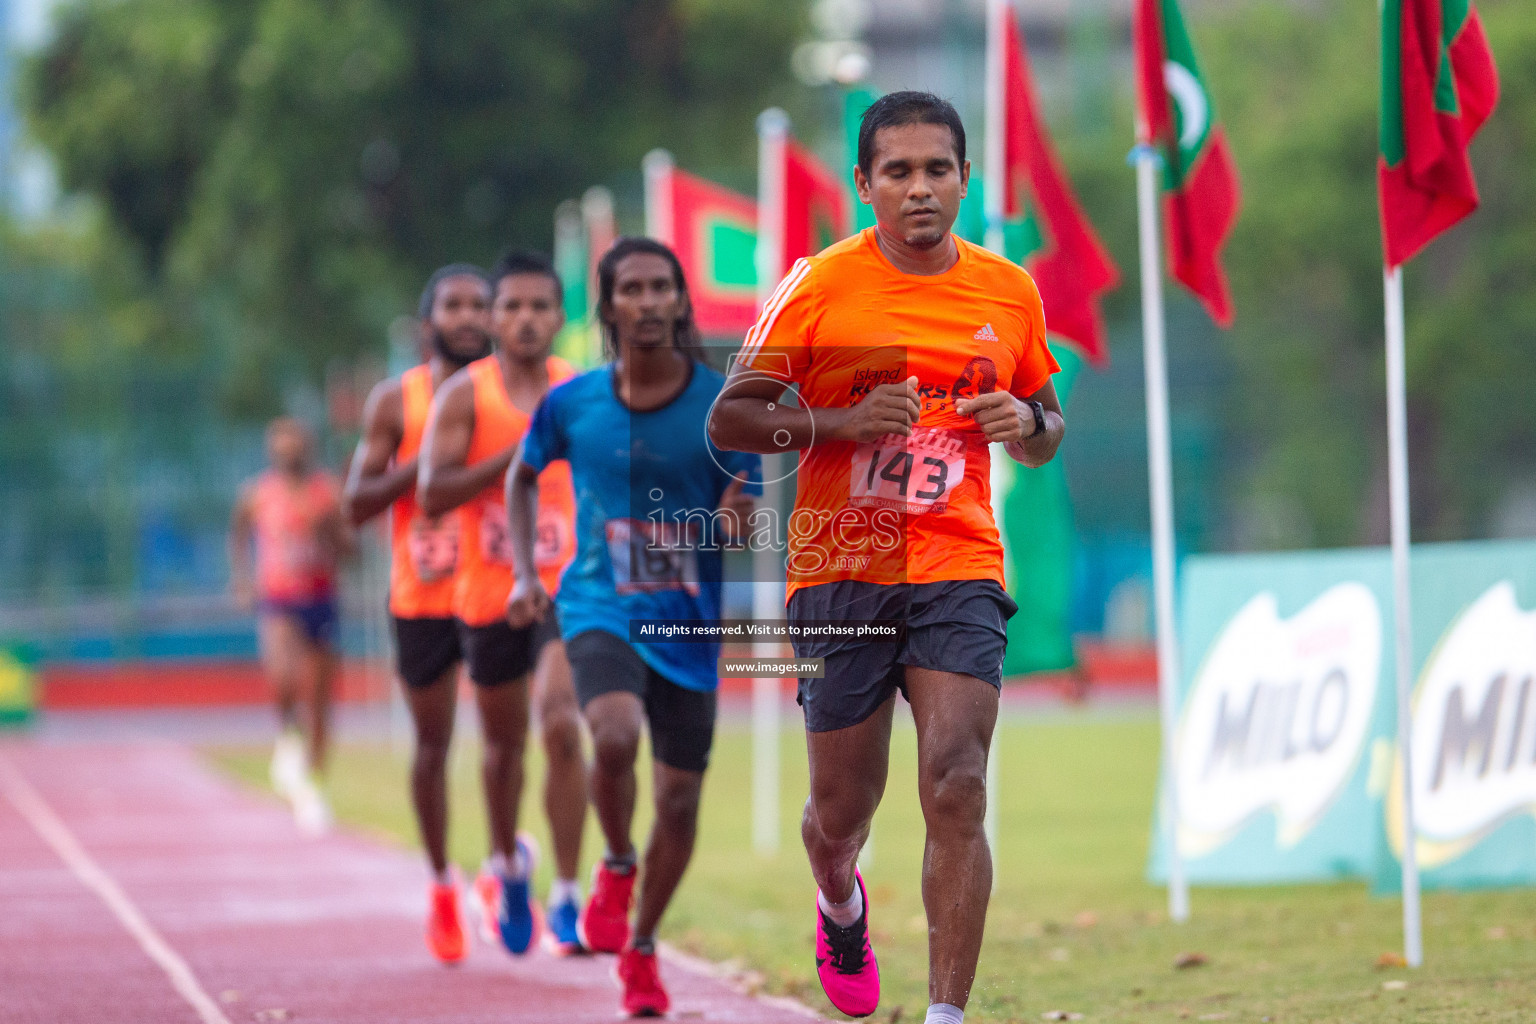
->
[[544, 894, 584, 956], [495, 833, 541, 956]]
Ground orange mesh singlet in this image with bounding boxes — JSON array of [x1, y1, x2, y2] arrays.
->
[[452, 355, 578, 627], [251, 470, 342, 603], [389, 365, 460, 619], [736, 228, 1059, 600]]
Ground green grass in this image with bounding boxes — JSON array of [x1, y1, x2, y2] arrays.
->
[[211, 711, 1536, 1023]]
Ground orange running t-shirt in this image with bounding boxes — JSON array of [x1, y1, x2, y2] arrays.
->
[[251, 470, 342, 603], [450, 355, 578, 627], [736, 228, 1058, 599], [389, 365, 460, 619]]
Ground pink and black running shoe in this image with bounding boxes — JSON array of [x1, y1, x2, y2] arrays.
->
[[814, 869, 880, 1017]]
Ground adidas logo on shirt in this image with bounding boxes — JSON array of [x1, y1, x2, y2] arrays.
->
[[973, 323, 999, 342]]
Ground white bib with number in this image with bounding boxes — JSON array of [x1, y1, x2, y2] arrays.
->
[[408, 514, 460, 582], [534, 514, 572, 570], [605, 518, 701, 596], [479, 502, 513, 566], [848, 427, 968, 515]]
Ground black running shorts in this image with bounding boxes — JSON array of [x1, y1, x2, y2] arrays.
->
[[565, 629, 717, 773], [391, 615, 462, 689], [788, 579, 1018, 733], [456, 615, 561, 687]]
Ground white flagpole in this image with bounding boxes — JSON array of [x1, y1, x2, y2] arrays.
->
[[1383, 263, 1424, 967], [580, 186, 616, 365], [1134, 143, 1189, 924], [980, 0, 1009, 861], [983, 0, 1007, 259], [750, 108, 791, 857], [642, 149, 674, 243]]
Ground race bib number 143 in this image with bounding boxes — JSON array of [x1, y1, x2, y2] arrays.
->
[[849, 427, 967, 515]]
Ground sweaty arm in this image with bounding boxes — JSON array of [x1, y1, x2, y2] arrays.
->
[[318, 496, 358, 563], [342, 379, 413, 525], [956, 377, 1066, 469], [707, 369, 921, 454], [503, 451, 550, 627], [416, 373, 512, 517], [227, 486, 256, 608]]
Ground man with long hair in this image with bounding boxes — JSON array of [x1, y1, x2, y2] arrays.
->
[[506, 238, 759, 1016]]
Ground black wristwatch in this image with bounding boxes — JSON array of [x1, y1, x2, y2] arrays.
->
[[1025, 400, 1046, 438]]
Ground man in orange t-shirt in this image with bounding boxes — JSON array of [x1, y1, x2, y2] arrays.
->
[[229, 417, 351, 835], [342, 264, 492, 963], [418, 250, 588, 959], [710, 92, 1066, 1024]]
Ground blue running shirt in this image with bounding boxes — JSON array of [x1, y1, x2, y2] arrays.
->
[[520, 362, 762, 692]]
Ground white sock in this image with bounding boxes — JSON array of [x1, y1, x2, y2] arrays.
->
[[487, 852, 510, 876], [817, 882, 864, 928], [432, 866, 452, 886], [548, 877, 580, 907], [925, 1004, 964, 1024]]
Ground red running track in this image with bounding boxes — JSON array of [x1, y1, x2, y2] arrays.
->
[[0, 740, 824, 1024]]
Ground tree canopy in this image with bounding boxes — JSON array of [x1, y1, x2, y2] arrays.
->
[[23, 0, 809, 404]]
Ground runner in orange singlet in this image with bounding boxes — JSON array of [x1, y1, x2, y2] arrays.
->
[[710, 93, 1066, 1024], [229, 417, 351, 835], [418, 250, 587, 958], [342, 264, 492, 963]]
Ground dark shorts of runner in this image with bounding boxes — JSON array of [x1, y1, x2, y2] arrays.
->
[[788, 579, 1018, 734], [391, 615, 462, 689], [565, 629, 717, 773], [456, 615, 561, 687], [260, 597, 339, 647]]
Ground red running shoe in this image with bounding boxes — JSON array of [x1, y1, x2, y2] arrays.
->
[[578, 860, 635, 954], [426, 878, 467, 964], [814, 869, 880, 1017], [615, 945, 670, 1018], [472, 869, 500, 945]]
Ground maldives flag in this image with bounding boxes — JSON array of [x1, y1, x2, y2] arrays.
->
[[990, 3, 1119, 365], [644, 150, 760, 335], [778, 138, 851, 274], [1133, 0, 1240, 327], [1379, 0, 1499, 268]]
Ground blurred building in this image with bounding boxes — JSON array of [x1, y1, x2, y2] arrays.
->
[[798, 0, 1127, 133], [0, 0, 14, 206], [5, 0, 60, 218]]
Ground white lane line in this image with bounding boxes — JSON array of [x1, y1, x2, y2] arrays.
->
[[0, 757, 234, 1024]]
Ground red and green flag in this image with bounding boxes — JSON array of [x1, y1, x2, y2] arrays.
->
[[644, 150, 760, 335], [977, 0, 1121, 676], [1133, 0, 1240, 327], [990, 3, 1120, 365], [778, 137, 851, 274], [1379, 0, 1499, 268]]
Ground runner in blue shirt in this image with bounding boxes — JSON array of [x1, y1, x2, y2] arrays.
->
[[506, 237, 760, 1017]]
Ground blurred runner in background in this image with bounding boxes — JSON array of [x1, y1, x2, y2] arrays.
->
[[341, 264, 492, 963], [418, 250, 588, 959], [230, 417, 353, 835], [507, 237, 759, 1017]]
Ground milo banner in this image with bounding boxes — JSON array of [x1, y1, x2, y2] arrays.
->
[[1150, 539, 1536, 891], [1378, 541, 1536, 891], [1148, 548, 1394, 883]]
